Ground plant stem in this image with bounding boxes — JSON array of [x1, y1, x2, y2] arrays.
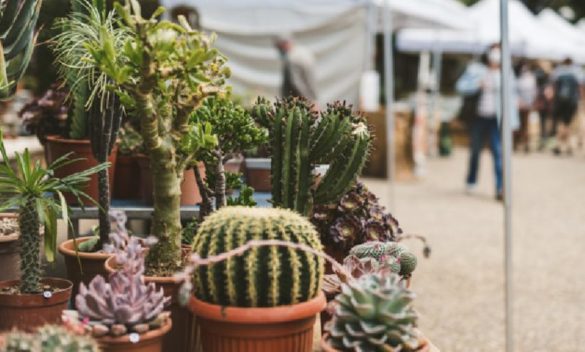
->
[[194, 164, 213, 220], [213, 150, 226, 210], [19, 197, 41, 293]]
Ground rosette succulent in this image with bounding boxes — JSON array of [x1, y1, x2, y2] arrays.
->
[[324, 273, 425, 352]]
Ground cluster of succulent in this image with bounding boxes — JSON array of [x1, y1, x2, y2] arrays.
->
[[74, 214, 170, 337], [348, 241, 417, 278], [324, 273, 425, 352], [2, 325, 99, 352], [0, 217, 18, 237], [312, 182, 401, 251], [18, 84, 69, 145]]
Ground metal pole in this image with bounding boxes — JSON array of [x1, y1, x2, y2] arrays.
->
[[499, 0, 513, 351], [383, 0, 395, 205], [429, 48, 443, 157]]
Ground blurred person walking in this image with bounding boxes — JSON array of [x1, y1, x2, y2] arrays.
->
[[515, 61, 537, 152], [551, 58, 582, 155], [274, 35, 318, 103], [456, 44, 518, 201], [534, 63, 554, 150]]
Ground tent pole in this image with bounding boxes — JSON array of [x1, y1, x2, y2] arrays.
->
[[429, 48, 443, 157], [383, 0, 395, 207], [499, 0, 514, 351]]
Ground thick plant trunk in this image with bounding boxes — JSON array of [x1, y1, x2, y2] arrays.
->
[[214, 151, 227, 210], [19, 197, 41, 293], [96, 167, 110, 248]]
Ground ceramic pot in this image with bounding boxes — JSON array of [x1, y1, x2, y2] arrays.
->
[[97, 318, 172, 352], [0, 213, 19, 282], [243, 158, 271, 192], [113, 155, 141, 200]]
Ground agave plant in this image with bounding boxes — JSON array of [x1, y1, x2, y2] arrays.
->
[[0, 132, 107, 293], [0, 0, 43, 99]]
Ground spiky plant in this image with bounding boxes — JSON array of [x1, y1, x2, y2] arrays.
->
[[0, 132, 107, 293], [2, 325, 99, 352], [252, 97, 372, 216], [324, 273, 425, 352], [0, 0, 43, 99], [191, 206, 324, 307], [85, 0, 229, 275]]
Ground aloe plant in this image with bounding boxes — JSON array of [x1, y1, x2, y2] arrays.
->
[[0, 0, 43, 99]]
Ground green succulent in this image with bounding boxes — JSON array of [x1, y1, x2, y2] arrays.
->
[[325, 273, 424, 352], [3, 325, 99, 352], [192, 206, 324, 307], [349, 241, 418, 277]]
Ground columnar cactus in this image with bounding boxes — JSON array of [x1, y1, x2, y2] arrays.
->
[[349, 241, 418, 277], [191, 206, 325, 307], [2, 325, 99, 352], [252, 98, 371, 216], [325, 273, 425, 352]]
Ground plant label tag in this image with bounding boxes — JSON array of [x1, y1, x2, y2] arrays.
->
[[129, 333, 140, 344]]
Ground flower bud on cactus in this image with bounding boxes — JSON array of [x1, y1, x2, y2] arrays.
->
[[325, 273, 425, 352], [3, 325, 99, 352]]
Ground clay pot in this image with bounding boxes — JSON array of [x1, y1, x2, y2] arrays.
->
[[58, 237, 112, 299], [0, 277, 72, 332], [243, 158, 271, 192], [113, 155, 141, 200], [137, 156, 204, 206], [188, 291, 326, 352], [0, 214, 19, 282], [45, 136, 118, 206], [105, 255, 198, 352], [320, 333, 431, 352], [224, 156, 243, 174], [97, 318, 172, 352]]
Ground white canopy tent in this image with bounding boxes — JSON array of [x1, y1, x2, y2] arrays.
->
[[537, 9, 585, 63], [373, 0, 474, 31]]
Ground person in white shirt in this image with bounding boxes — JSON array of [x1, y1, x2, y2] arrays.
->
[[275, 34, 318, 103]]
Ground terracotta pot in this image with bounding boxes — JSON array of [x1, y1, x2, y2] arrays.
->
[[320, 333, 431, 352], [58, 237, 112, 299], [113, 155, 141, 200], [188, 291, 326, 352], [0, 213, 19, 282], [0, 277, 72, 332], [224, 156, 243, 173], [104, 254, 198, 352], [45, 136, 117, 206], [97, 318, 172, 352], [137, 156, 204, 206], [244, 158, 271, 192]]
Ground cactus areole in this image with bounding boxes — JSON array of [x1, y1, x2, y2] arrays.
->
[[87, 0, 229, 275]]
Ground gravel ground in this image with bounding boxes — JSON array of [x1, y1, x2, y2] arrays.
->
[[363, 147, 585, 352]]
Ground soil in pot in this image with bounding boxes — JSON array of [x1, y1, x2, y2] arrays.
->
[[97, 318, 172, 352], [0, 277, 72, 332], [45, 136, 118, 206], [243, 158, 271, 192], [0, 214, 20, 282], [113, 155, 141, 200], [188, 291, 326, 352], [105, 254, 198, 352], [58, 237, 112, 299], [137, 156, 204, 206]]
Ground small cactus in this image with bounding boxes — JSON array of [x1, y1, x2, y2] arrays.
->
[[2, 325, 99, 352], [324, 273, 425, 352], [349, 241, 417, 277], [191, 206, 324, 307]]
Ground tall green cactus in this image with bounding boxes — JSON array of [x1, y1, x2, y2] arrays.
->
[[0, 0, 43, 99], [253, 98, 371, 216], [192, 206, 324, 307]]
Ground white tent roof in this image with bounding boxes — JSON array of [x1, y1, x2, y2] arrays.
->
[[373, 0, 474, 31], [537, 9, 585, 62]]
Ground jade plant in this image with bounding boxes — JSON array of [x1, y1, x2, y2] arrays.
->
[[189, 94, 267, 218], [86, 0, 229, 274], [324, 273, 425, 352], [0, 133, 107, 293], [252, 97, 372, 216], [2, 325, 99, 352], [186, 206, 324, 307], [0, 0, 43, 99]]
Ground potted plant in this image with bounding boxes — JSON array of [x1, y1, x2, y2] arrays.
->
[[68, 223, 172, 352], [321, 273, 432, 352], [251, 97, 372, 217], [182, 206, 325, 352], [0, 214, 19, 282], [0, 133, 107, 331], [1, 324, 100, 351], [89, 1, 229, 350]]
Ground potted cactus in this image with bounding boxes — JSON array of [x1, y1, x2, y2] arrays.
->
[[0, 133, 107, 331], [321, 273, 431, 352], [178, 206, 325, 352], [70, 221, 171, 352], [1, 324, 100, 351]]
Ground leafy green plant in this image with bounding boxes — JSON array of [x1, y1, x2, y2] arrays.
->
[[252, 97, 372, 216], [85, 0, 229, 275], [0, 133, 107, 293], [190, 206, 324, 307], [0, 0, 43, 99], [2, 324, 99, 352], [117, 123, 144, 156]]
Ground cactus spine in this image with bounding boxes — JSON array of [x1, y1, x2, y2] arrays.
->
[[253, 98, 371, 216], [192, 206, 324, 307]]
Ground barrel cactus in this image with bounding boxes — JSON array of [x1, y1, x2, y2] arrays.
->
[[324, 273, 425, 352], [349, 241, 417, 277], [2, 325, 99, 352], [191, 206, 324, 307]]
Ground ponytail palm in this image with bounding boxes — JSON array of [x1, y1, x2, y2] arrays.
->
[[0, 133, 107, 293]]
